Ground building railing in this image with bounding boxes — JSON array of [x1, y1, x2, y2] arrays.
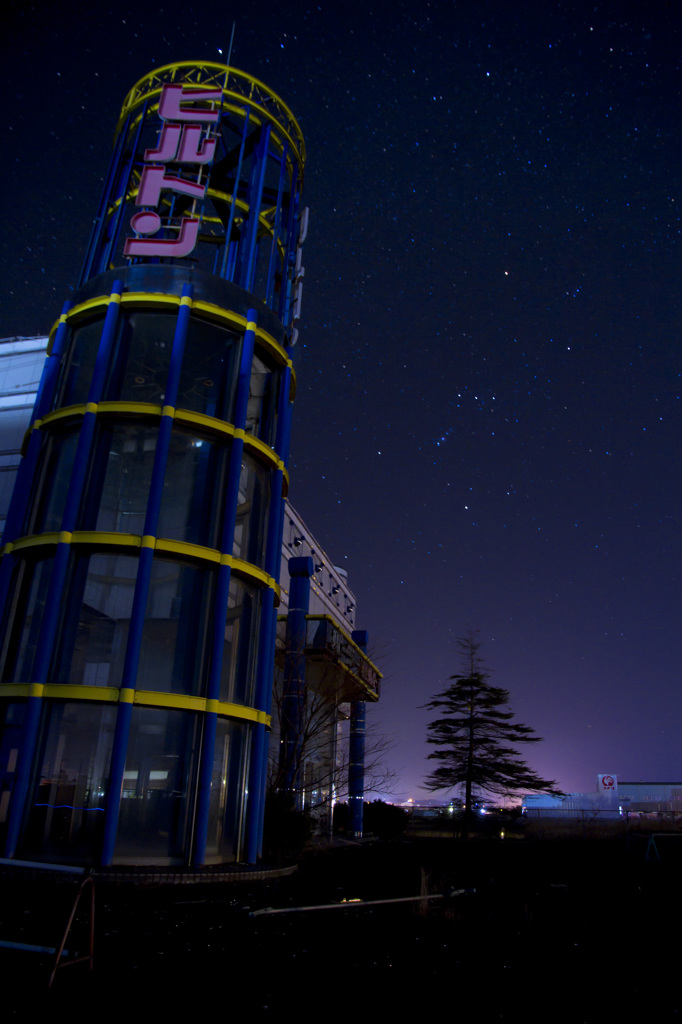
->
[[276, 613, 381, 701]]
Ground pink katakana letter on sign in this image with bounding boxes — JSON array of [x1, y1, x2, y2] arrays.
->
[[158, 84, 221, 123], [137, 165, 207, 207], [144, 123, 216, 164], [124, 217, 200, 258], [144, 124, 183, 163], [177, 124, 217, 164]]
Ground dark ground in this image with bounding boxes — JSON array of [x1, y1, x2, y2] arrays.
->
[[1, 834, 680, 1022]]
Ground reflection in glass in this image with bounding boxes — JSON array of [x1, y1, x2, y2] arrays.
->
[[21, 701, 116, 862], [205, 717, 250, 862], [56, 320, 103, 407], [0, 702, 26, 850], [26, 425, 81, 535], [105, 312, 176, 403], [220, 577, 260, 705], [0, 556, 54, 683], [91, 422, 156, 535], [157, 429, 230, 548], [52, 552, 138, 687], [233, 453, 270, 567], [245, 352, 279, 446], [115, 706, 198, 863], [137, 559, 214, 696], [177, 317, 241, 420]]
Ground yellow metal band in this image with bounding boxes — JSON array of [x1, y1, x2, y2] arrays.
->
[[174, 409, 234, 439], [304, 613, 384, 679], [337, 659, 380, 702], [162, 405, 175, 418], [180, 295, 193, 307], [8, 532, 141, 554], [6, 532, 274, 592], [217, 701, 271, 726], [73, 531, 141, 548], [243, 431, 281, 466], [108, 292, 122, 305], [134, 690, 206, 712], [51, 293, 290, 370], [118, 62, 305, 157], [155, 538, 221, 564], [233, 428, 245, 441], [42, 684, 121, 703], [231, 555, 277, 592], [97, 401, 164, 418], [181, 299, 244, 331], [11, 533, 60, 551], [2, 543, 14, 554], [0, 683, 272, 725], [85, 402, 98, 414], [32, 404, 88, 429]]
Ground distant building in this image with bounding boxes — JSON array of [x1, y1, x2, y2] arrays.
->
[[0, 337, 48, 537], [523, 776, 682, 818]]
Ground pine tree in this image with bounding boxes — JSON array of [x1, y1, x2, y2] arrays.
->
[[424, 632, 560, 832]]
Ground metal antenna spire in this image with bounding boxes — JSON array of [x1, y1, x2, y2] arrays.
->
[[226, 21, 236, 68]]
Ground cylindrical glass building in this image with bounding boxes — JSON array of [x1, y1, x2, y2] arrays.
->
[[0, 62, 306, 866]]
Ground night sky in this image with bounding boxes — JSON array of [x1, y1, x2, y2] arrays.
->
[[2, 1, 681, 801]]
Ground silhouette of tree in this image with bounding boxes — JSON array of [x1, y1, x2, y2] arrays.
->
[[423, 631, 560, 835]]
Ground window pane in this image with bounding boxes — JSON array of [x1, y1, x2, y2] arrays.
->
[[220, 577, 260, 705], [137, 559, 214, 697], [25, 425, 80, 535], [205, 717, 250, 862], [21, 701, 116, 863], [232, 452, 271, 568], [51, 552, 138, 688], [245, 352, 279, 446], [93, 422, 156, 534], [0, 701, 26, 850], [115, 706, 198, 863], [56, 321, 103, 407], [177, 317, 241, 421], [104, 312, 176, 404], [0, 556, 53, 683], [157, 429, 230, 548]]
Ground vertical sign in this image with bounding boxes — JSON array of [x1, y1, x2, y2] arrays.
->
[[124, 84, 221, 259]]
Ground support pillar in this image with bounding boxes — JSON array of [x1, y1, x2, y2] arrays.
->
[[348, 629, 369, 838], [280, 556, 313, 802]]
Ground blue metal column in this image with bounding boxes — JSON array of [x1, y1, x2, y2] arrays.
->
[[280, 556, 313, 802], [237, 124, 271, 292], [248, 363, 293, 861], [192, 312, 256, 867], [349, 629, 369, 838], [100, 285, 193, 865], [3, 284, 123, 859]]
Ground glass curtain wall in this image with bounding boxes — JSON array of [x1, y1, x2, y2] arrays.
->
[[0, 285, 287, 865]]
